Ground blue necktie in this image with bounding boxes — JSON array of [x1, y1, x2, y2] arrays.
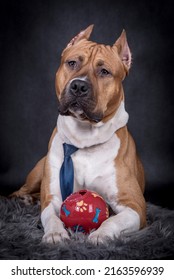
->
[[60, 143, 78, 201]]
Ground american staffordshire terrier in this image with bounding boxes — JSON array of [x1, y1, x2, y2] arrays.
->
[[11, 25, 146, 244]]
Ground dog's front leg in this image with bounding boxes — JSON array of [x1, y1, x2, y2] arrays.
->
[[40, 158, 69, 244], [41, 200, 69, 244], [88, 206, 140, 245]]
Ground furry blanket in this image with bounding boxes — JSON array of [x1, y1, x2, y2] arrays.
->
[[0, 196, 173, 259]]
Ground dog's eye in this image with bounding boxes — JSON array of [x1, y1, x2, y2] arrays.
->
[[100, 68, 110, 76], [67, 60, 77, 69]]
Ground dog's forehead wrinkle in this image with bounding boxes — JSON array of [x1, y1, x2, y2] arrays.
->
[[91, 44, 118, 66], [65, 42, 115, 67]]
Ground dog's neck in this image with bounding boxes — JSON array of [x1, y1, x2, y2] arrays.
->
[[57, 101, 129, 149]]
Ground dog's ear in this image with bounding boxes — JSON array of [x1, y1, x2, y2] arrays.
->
[[113, 30, 132, 72], [65, 25, 94, 49]]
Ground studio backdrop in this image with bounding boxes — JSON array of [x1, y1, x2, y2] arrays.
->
[[0, 0, 173, 209]]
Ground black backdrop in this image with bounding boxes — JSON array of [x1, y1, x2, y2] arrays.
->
[[0, 0, 173, 209]]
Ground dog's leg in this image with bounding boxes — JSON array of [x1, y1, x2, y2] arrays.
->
[[40, 157, 69, 244], [10, 157, 45, 203], [88, 206, 140, 245], [88, 178, 146, 245], [10, 128, 57, 199], [10, 129, 57, 203]]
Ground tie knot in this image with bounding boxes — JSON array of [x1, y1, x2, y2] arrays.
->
[[63, 143, 78, 157]]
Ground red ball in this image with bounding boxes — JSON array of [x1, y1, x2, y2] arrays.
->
[[60, 190, 109, 233]]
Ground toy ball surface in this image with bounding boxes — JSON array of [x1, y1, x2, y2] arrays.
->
[[60, 190, 109, 233]]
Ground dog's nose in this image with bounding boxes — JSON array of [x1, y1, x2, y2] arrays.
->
[[70, 79, 89, 96]]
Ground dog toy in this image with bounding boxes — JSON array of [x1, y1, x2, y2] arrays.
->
[[60, 189, 109, 233]]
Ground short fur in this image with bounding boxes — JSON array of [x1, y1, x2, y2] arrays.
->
[[11, 25, 146, 244]]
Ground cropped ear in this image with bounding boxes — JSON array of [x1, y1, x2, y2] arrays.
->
[[66, 24, 94, 49], [113, 30, 132, 72]]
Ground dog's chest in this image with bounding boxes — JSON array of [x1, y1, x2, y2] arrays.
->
[[72, 134, 120, 200]]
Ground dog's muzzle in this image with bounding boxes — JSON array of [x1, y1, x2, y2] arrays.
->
[[58, 78, 103, 123]]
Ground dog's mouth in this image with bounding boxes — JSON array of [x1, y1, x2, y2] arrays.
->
[[58, 98, 103, 123], [68, 102, 87, 120]]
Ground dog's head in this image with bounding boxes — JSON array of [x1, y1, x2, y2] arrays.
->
[[56, 25, 131, 123]]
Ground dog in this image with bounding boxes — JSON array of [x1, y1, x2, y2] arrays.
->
[[11, 25, 146, 244]]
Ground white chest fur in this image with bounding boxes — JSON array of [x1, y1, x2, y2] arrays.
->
[[48, 131, 120, 212], [72, 134, 120, 204]]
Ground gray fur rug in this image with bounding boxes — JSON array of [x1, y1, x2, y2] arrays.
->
[[0, 196, 173, 259]]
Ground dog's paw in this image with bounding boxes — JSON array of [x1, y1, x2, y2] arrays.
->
[[9, 192, 40, 205], [42, 229, 70, 244], [88, 228, 115, 245]]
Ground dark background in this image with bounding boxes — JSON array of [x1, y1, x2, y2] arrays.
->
[[0, 0, 173, 209]]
